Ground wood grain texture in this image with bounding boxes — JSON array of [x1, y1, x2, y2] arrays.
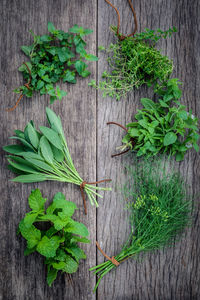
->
[[0, 0, 200, 299], [0, 0, 97, 299], [97, 0, 200, 300]]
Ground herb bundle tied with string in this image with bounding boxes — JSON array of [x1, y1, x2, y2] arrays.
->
[[3, 107, 111, 214], [89, 0, 176, 100], [90, 158, 192, 291]]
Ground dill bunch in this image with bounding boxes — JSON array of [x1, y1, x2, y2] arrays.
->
[[89, 27, 176, 100], [90, 158, 192, 291]]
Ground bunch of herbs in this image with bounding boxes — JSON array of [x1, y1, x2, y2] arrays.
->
[[3, 107, 111, 208], [89, 27, 176, 100], [113, 79, 199, 161], [14, 22, 98, 104], [18, 189, 90, 286], [90, 158, 192, 291]]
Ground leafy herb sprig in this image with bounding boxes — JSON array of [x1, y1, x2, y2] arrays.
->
[[89, 26, 176, 100], [18, 189, 90, 286], [109, 79, 199, 161], [3, 107, 111, 209], [90, 158, 192, 291], [13, 22, 98, 105]]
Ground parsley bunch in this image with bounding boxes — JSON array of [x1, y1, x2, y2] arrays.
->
[[112, 79, 199, 160], [14, 22, 98, 104], [18, 189, 90, 286], [89, 27, 176, 100], [90, 158, 192, 291], [3, 107, 111, 208]]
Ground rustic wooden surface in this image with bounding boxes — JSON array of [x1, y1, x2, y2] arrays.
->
[[0, 0, 199, 299]]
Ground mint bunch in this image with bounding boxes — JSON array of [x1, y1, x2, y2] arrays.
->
[[18, 189, 90, 286]]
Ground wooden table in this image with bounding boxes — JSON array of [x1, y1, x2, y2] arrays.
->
[[0, 0, 199, 299]]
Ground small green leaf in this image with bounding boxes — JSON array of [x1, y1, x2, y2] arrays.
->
[[75, 60, 86, 75], [24, 212, 38, 228], [48, 22, 56, 33], [62, 255, 78, 273], [21, 45, 32, 56], [19, 220, 41, 247], [141, 98, 157, 110], [64, 220, 89, 237], [27, 123, 39, 149], [11, 174, 47, 183], [63, 70, 76, 83], [83, 54, 98, 61], [40, 136, 54, 164], [28, 188, 46, 211], [46, 107, 63, 135], [39, 126, 63, 150], [3, 144, 25, 155], [47, 267, 58, 287], [164, 132, 177, 146], [36, 236, 61, 258]]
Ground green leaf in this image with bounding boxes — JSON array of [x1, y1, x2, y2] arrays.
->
[[24, 157, 54, 173], [56, 86, 67, 101], [21, 45, 32, 56], [47, 267, 58, 287], [80, 69, 91, 78], [65, 246, 86, 262], [47, 193, 77, 217], [11, 174, 47, 183], [7, 158, 39, 174], [46, 107, 63, 135], [19, 220, 41, 248], [69, 25, 93, 36], [141, 98, 157, 110], [178, 110, 188, 120], [164, 132, 177, 146], [24, 212, 38, 228], [63, 70, 76, 83], [64, 220, 89, 237], [176, 152, 184, 161], [51, 144, 64, 162], [75, 60, 86, 75], [40, 136, 54, 164], [36, 80, 45, 90], [70, 236, 90, 244], [52, 261, 66, 270], [129, 128, 140, 137], [3, 144, 25, 155], [27, 123, 39, 149], [9, 137, 34, 151], [39, 126, 63, 150], [62, 255, 78, 273], [36, 236, 61, 258], [83, 54, 98, 61], [28, 188, 46, 211], [48, 22, 56, 33]]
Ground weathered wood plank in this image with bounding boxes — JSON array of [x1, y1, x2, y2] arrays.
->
[[0, 0, 97, 299], [97, 0, 200, 299]]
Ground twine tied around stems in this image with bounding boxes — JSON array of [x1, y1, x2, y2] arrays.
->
[[96, 241, 120, 266], [104, 0, 138, 41], [80, 179, 112, 215], [6, 62, 32, 112], [107, 121, 134, 157]]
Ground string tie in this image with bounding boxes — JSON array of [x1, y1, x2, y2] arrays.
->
[[96, 241, 120, 266]]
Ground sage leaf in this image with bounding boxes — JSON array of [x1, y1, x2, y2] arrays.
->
[[39, 126, 63, 150], [40, 136, 54, 164], [11, 174, 47, 183], [27, 123, 39, 148]]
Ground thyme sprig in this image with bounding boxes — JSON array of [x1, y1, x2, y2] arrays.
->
[[89, 27, 176, 100]]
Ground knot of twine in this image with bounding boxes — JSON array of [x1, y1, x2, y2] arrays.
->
[[96, 241, 120, 266], [105, 0, 138, 41], [80, 179, 111, 215], [6, 62, 31, 112]]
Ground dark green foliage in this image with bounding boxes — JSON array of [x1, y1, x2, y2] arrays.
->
[[90, 158, 192, 291], [120, 79, 199, 160], [18, 189, 90, 286], [89, 27, 176, 100], [3, 107, 111, 207], [15, 22, 98, 103]]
